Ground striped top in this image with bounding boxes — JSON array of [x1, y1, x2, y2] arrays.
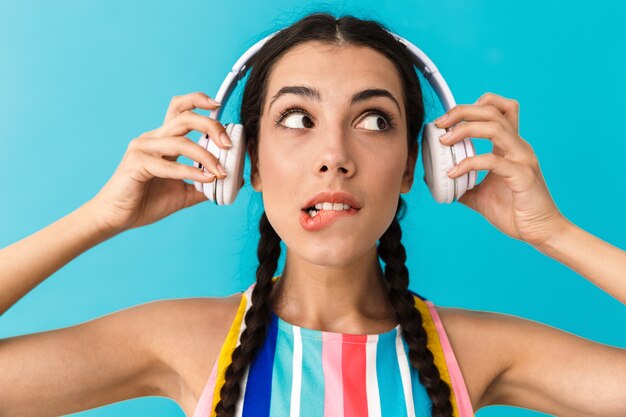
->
[[193, 276, 474, 417]]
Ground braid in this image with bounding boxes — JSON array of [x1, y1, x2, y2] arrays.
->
[[215, 211, 281, 417], [378, 197, 454, 417]]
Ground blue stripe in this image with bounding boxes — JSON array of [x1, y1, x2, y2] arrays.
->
[[377, 328, 408, 416], [269, 316, 293, 417], [242, 319, 278, 417], [299, 329, 324, 417]]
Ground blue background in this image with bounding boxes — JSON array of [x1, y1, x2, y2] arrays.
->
[[1, 1, 624, 416]]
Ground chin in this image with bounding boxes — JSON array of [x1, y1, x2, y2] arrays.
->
[[289, 238, 374, 266]]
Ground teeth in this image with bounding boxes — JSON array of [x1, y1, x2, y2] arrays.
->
[[313, 202, 352, 211], [307, 202, 353, 218]]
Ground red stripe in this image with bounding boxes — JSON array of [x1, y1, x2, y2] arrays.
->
[[342, 334, 369, 417]]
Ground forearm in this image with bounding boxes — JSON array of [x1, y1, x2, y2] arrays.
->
[[0, 201, 119, 316], [533, 218, 626, 305]]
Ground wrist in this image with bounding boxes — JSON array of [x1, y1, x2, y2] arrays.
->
[[77, 200, 124, 240], [531, 216, 576, 256]]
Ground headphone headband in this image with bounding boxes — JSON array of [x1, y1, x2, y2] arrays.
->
[[208, 29, 456, 121], [193, 27, 475, 205]]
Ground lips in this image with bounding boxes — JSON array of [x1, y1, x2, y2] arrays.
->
[[298, 190, 362, 231], [299, 205, 360, 231]]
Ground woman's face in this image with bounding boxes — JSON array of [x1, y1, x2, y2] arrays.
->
[[251, 40, 416, 266]]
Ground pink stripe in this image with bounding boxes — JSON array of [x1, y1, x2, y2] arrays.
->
[[342, 334, 369, 417], [322, 332, 344, 417], [193, 359, 218, 417], [426, 301, 474, 417]]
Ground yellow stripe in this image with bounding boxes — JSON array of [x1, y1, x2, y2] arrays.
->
[[208, 276, 279, 416], [209, 291, 248, 417], [413, 295, 460, 417]]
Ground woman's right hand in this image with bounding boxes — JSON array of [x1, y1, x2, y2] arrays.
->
[[89, 92, 234, 233]]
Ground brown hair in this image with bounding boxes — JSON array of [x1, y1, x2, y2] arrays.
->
[[215, 11, 453, 417]]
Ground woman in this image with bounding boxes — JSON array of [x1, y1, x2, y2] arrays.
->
[[0, 12, 624, 417]]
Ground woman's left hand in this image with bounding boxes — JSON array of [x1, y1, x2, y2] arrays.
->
[[434, 92, 569, 247]]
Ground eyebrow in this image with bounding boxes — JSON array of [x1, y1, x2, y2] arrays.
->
[[268, 85, 402, 114]]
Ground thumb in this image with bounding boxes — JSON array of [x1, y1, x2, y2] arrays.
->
[[457, 186, 479, 211], [183, 182, 209, 208], [183, 179, 246, 208]]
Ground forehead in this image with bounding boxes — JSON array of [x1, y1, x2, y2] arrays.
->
[[265, 41, 404, 108]]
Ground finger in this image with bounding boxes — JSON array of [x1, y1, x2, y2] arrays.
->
[[143, 153, 219, 184], [438, 120, 529, 159], [447, 152, 518, 180], [163, 91, 221, 124], [474, 92, 519, 132], [435, 103, 516, 135], [156, 110, 233, 150], [136, 136, 228, 179]]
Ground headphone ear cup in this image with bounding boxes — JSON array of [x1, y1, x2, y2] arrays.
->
[[422, 123, 455, 203], [192, 123, 246, 205], [213, 123, 246, 205], [193, 135, 211, 193], [422, 122, 476, 203]]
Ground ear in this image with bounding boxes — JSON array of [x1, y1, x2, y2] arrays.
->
[[247, 139, 262, 192], [400, 142, 418, 194]]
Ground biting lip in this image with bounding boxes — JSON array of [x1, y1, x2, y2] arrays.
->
[[301, 191, 362, 211], [299, 204, 360, 232]]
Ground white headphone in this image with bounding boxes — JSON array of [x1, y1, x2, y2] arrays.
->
[[193, 30, 477, 205]]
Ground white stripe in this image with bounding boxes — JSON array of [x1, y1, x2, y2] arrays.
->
[[237, 285, 255, 347], [236, 284, 254, 351], [234, 285, 255, 417], [396, 329, 415, 417], [290, 326, 303, 417], [234, 365, 250, 417], [366, 335, 382, 417]]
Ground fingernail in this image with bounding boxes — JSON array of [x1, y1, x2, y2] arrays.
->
[[207, 97, 221, 106], [447, 165, 458, 176], [439, 129, 453, 143], [217, 163, 227, 176], [220, 131, 232, 148], [203, 171, 216, 179], [434, 113, 448, 127]]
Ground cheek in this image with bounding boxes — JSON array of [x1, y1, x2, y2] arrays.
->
[[257, 140, 302, 239], [258, 141, 302, 196], [370, 144, 407, 187], [366, 149, 407, 225], [371, 166, 405, 222]]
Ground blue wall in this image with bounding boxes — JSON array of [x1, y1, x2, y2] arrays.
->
[[1, 1, 624, 416]]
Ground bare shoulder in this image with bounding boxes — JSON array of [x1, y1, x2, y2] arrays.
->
[[434, 305, 626, 416], [0, 290, 243, 417], [432, 305, 518, 413], [143, 293, 243, 415]]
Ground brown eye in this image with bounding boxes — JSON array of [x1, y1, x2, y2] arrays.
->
[[357, 114, 388, 131], [282, 111, 314, 129]]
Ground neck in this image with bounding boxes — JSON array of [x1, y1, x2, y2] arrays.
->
[[269, 244, 397, 334]]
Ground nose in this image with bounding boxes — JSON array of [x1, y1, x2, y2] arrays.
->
[[315, 126, 356, 178]]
